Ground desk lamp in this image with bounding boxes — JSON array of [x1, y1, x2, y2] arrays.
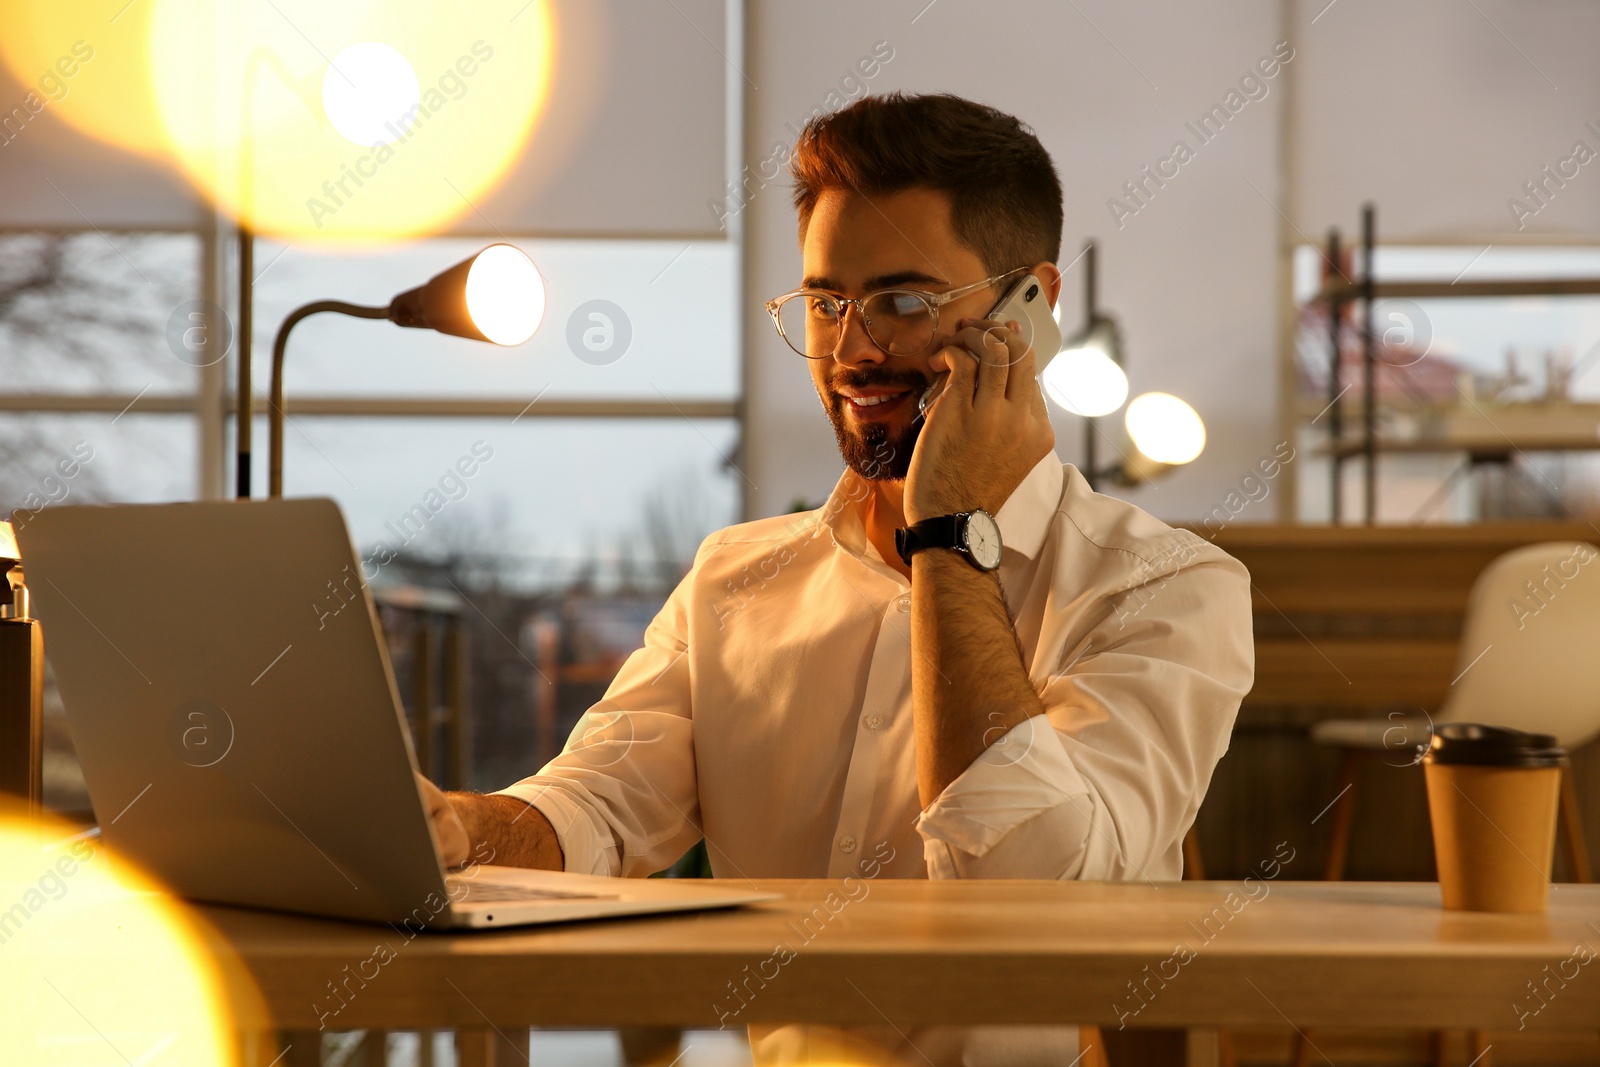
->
[[268, 243, 545, 497], [1042, 241, 1205, 488], [0, 521, 42, 815]]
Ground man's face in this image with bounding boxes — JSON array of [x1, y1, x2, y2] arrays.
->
[[800, 187, 1000, 481]]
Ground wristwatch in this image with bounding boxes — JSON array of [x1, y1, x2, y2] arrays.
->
[[895, 510, 1003, 571]]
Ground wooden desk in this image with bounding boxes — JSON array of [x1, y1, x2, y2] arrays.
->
[[203, 879, 1600, 1063]]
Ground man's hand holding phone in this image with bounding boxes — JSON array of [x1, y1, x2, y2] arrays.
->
[[904, 318, 1056, 526]]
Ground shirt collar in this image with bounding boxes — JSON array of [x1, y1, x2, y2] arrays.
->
[[815, 454, 1064, 562], [815, 469, 875, 558]]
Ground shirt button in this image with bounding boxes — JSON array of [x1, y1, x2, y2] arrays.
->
[[839, 836, 857, 853], [895, 594, 911, 612], [864, 713, 883, 730]]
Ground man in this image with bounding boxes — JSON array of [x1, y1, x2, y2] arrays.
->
[[422, 93, 1253, 1064]]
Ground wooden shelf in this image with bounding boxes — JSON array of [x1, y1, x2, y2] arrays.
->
[[1319, 437, 1600, 459], [1314, 401, 1600, 458]]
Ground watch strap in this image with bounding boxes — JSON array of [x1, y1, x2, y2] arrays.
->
[[895, 514, 963, 566]]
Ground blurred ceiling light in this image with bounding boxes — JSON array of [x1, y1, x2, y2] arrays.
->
[[0, 0, 168, 158], [1042, 317, 1129, 417], [145, 0, 555, 241], [321, 42, 422, 147], [1118, 391, 1207, 484]]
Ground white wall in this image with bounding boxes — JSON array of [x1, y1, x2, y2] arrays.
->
[[740, 0, 1289, 522], [1294, 0, 1600, 242]]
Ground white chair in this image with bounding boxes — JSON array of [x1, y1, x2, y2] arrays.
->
[[1312, 541, 1600, 884]]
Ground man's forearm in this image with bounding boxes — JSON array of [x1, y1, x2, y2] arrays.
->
[[450, 792, 566, 870], [909, 551, 1045, 806]]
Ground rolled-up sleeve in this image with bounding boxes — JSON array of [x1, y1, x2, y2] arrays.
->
[[914, 538, 1254, 881]]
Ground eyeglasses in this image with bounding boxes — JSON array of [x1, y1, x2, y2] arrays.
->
[[765, 268, 1024, 360]]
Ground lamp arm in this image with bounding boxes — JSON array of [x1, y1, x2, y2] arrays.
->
[[268, 300, 390, 498]]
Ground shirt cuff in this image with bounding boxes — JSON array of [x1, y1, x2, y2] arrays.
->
[[491, 778, 619, 876], [913, 714, 1088, 859]]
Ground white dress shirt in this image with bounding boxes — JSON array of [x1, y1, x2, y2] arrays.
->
[[498, 454, 1252, 883], [495, 455, 1253, 1063]]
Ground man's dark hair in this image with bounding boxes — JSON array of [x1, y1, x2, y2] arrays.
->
[[790, 92, 1063, 276]]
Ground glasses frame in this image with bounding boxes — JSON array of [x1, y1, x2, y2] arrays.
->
[[765, 268, 1026, 360]]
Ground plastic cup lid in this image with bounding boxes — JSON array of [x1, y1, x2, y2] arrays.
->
[[1423, 723, 1566, 768]]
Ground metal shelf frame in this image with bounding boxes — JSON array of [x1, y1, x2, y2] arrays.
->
[[1308, 204, 1600, 523]]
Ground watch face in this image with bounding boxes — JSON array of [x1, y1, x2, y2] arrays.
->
[[963, 511, 1003, 570]]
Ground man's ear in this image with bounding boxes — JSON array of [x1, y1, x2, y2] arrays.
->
[[1032, 260, 1064, 310]]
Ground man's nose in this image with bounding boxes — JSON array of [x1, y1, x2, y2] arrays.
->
[[830, 303, 887, 368]]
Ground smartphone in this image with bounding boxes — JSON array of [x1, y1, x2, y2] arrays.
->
[[918, 272, 1063, 415]]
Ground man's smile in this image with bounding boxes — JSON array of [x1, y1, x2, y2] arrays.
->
[[838, 385, 917, 419]]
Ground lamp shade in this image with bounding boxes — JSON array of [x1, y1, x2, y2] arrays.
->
[[388, 243, 545, 345], [1065, 316, 1120, 363]]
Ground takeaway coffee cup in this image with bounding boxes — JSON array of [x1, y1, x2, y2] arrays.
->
[[1423, 723, 1565, 914]]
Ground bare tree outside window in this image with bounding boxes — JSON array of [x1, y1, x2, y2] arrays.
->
[[0, 231, 196, 514]]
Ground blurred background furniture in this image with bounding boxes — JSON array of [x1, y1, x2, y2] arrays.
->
[[529, 613, 626, 766], [1184, 521, 1600, 885], [1312, 541, 1599, 884], [371, 583, 470, 791]]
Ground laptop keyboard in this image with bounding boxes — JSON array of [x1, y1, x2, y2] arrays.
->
[[447, 877, 617, 903]]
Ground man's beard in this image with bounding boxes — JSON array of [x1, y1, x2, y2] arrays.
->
[[822, 366, 926, 482]]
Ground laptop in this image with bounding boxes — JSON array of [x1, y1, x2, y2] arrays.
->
[[16, 498, 775, 928]]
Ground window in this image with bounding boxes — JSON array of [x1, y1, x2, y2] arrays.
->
[[1293, 245, 1600, 522], [0, 230, 205, 508], [252, 237, 738, 400], [2, 228, 744, 807], [269, 414, 739, 590], [248, 235, 743, 575]]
